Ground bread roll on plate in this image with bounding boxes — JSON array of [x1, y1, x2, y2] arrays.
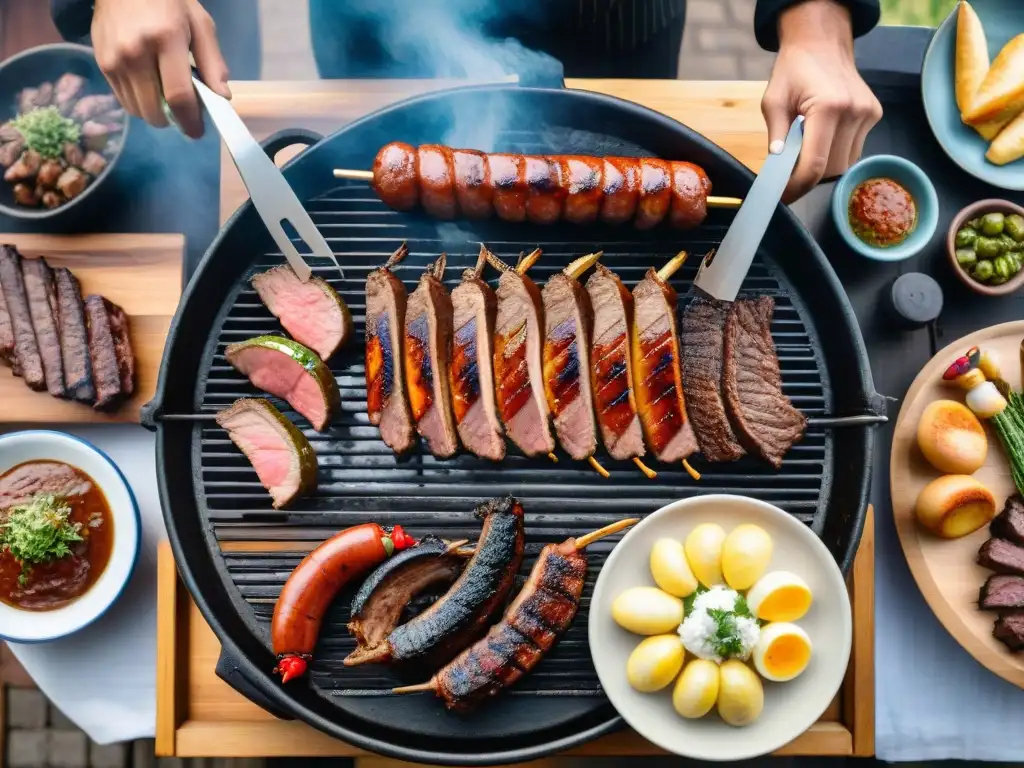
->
[[987, 108, 1024, 165], [964, 33, 1024, 126], [956, 1, 990, 115]]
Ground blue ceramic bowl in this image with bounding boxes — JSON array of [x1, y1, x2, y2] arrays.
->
[[922, 0, 1024, 191], [831, 155, 940, 262]]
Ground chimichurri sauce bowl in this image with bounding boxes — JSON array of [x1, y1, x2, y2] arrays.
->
[[0, 430, 139, 642]]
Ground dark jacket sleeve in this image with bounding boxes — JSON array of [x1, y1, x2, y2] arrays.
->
[[50, 0, 94, 43], [754, 0, 881, 52]]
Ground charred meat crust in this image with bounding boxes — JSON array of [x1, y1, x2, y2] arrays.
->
[[21, 256, 65, 398], [366, 266, 415, 453], [54, 267, 96, 403], [0, 246, 45, 390], [85, 295, 133, 410]]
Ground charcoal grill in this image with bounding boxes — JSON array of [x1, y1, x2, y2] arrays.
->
[[144, 84, 885, 764]]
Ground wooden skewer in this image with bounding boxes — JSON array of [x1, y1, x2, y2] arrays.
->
[[392, 681, 434, 694], [656, 250, 688, 282], [588, 456, 610, 478], [547, 452, 559, 463], [574, 517, 640, 549], [682, 459, 701, 481], [332, 168, 742, 210], [633, 457, 657, 479]]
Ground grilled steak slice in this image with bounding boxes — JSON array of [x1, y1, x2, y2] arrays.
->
[[992, 495, 1024, 546], [632, 270, 698, 462], [450, 252, 504, 461], [347, 535, 469, 661], [0, 247, 44, 389], [346, 495, 525, 668], [978, 537, 1024, 576], [21, 256, 65, 396], [85, 295, 132, 410], [542, 271, 596, 461], [681, 296, 744, 462], [495, 270, 554, 457], [722, 297, 806, 468], [980, 574, 1024, 610], [424, 538, 588, 711], [404, 256, 459, 458], [54, 268, 95, 403], [586, 263, 645, 460], [365, 246, 415, 453], [994, 612, 1024, 651], [251, 265, 353, 361], [0, 261, 13, 368], [0, 460, 92, 510]]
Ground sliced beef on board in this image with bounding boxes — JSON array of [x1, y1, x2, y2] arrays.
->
[[993, 612, 1024, 651], [0, 270, 13, 367], [21, 256, 66, 398], [722, 296, 807, 468], [0, 246, 44, 390], [978, 537, 1024, 577], [991, 495, 1024, 547], [980, 574, 1024, 610], [54, 268, 96, 403], [84, 294, 134, 410], [365, 263, 415, 454], [680, 296, 745, 462]]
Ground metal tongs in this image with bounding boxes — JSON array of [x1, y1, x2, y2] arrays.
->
[[188, 73, 331, 282]]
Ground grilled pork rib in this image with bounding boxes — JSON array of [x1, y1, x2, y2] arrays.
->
[[542, 270, 596, 461], [404, 255, 459, 458], [631, 270, 697, 462], [722, 297, 806, 468], [494, 268, 554, 457], [450, 248, 504, 461], [586, 264, 646, 460], [365, 245, 415, 454], [681, 296, 745, 463]]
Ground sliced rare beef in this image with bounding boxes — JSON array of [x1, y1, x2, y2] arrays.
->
[[365, 245, 415, 453], [105, 297, 135, 397], [631, 270, 698, 462], [494, 270, 554, 458], [993, 612, 1024, 651], [21, 256, 66, 397], [992, 495, 1024, 546], [680, 296, 744, 462], [586, 263, 645, 461], [0, 460, 92, 510], [449, 251, 504, 461], [54, 268, 95, 403], [404, 256, 459, 458], [979, 574, 1024, 610], [978, 537, 1024, 576], [0, 246, 45, 390], [84, 294, 131, 410], [542, 270, 596, 461], [722, 297, 806, 468]]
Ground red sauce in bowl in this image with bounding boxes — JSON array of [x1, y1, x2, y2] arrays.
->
[[848, 177, 918, 247]]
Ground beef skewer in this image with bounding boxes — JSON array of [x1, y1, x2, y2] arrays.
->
[[450, 246, 505, 461], [335, 144, 742, 230], [541, 251, 610, 478], [631, 252, 700, 480], [392, 517, 639, 711], [585, 263, 657, 479], [405, 253, 459, 458]]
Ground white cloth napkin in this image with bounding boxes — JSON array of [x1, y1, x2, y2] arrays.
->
[[4, 425, 162, 744]]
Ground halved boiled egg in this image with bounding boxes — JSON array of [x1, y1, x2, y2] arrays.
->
[[745, 570, 813, 622], [752, 622, 812, 682]]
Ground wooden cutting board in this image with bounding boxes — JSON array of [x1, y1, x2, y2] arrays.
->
[[155, 509, 874, 759], [219, 79, 769, 224], [0, 233, 183, 424]]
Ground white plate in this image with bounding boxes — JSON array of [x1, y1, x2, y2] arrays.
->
[[589, 494, 852, 762], [0, 430, 140, 643]]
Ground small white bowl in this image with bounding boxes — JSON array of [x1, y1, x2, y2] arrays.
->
[[0, 430, 140, 643], [589, 494, 851, 762]]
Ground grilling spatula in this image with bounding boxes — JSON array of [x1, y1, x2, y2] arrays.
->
[[692, 116, 804, 302], [190, 75, 331, 282]]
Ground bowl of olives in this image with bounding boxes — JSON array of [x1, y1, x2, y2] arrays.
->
[[948, 199, 1024, 296]]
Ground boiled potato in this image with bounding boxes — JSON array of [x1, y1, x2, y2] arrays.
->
[[916, 400, 987, 474], [612, 587, 684, 635], [672, 659, 719, 719], [650, 538, 698, 597], [717, 660, 764, 727], [685, 523, 726, 587], [721, 524, 773, 590], [915, 474, 996, 538], [626, 635, 685, 693]]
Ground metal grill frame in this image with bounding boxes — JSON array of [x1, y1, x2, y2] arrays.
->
[[146, 84, 882, 764]]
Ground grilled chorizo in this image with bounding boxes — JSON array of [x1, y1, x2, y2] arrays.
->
[[271, 522, 415, 682]]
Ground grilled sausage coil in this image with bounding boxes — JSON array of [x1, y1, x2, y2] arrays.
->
[[371, 142, 713, 230]]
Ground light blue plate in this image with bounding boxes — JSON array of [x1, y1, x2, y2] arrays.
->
[[922, 0, 1024, 191]]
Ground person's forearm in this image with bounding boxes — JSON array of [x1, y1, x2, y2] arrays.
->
[[778, 0, 854, 54], [50, 0, 95, 42], [754, 0, 881, 52]]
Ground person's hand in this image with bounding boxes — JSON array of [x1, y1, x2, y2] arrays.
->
[[91, 0, 231, 139], [761, 0, 882, 203]]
